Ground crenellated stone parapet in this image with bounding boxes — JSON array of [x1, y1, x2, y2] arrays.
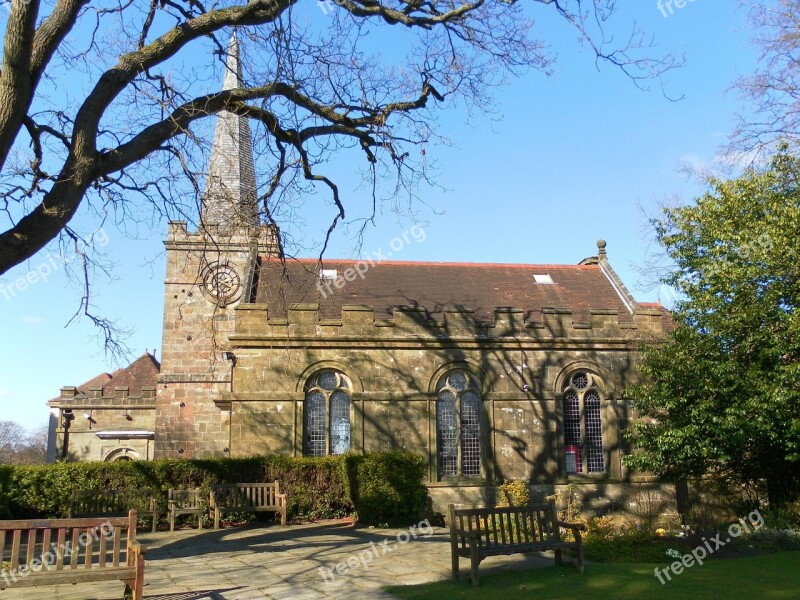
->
[[231, 303, 666, 342]]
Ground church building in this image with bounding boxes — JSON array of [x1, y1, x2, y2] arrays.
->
[[48, 35, 668, 511]]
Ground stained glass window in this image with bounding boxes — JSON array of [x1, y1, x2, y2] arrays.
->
[[562, 372, 605, 474], [304, 370, 351, 456], [437, 370, 482, 478]]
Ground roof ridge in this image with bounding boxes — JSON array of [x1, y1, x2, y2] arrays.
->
[[258, 257, 599, 269]]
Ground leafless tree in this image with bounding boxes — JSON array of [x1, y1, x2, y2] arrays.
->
[[731, 0, 800, 157], [0, 421, 46, 464], [0, 0, 679, 352], [0, 421, 26, 463]]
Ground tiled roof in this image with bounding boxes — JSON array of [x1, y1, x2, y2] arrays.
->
[[72, 352, 160, 397], [253, 257, 642, 322]]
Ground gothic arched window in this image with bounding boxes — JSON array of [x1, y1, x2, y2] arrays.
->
[[304, 370, 351, 456], [563, 371, 605, 474], [436, 370, 482, 478]]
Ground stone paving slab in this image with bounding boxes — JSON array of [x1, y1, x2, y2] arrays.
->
[[1, 520, 557, 599]]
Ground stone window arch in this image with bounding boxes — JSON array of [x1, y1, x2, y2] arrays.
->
[[562, 371, 605, 474], [103, 447, 141, 462], [436, 370, 482, 478], [304, 369, 352, 456]]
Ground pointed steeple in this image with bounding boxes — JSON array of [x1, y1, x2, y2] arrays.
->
[[202, 31, 259, 230]]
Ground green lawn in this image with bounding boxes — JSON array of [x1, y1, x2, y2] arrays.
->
[[386, 552, 800, 600]]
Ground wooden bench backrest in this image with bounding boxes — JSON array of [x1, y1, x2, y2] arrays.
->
[[168, 489, 203, 509], [70, 490, 155, 517], [449, 503, 560, 550], [211, 482, 282, 508], [0, 511, 136, 580]]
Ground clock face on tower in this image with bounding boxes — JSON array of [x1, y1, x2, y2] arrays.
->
[[202, 263, 242, 306]]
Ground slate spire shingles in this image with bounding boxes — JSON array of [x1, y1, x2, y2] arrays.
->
[[201, 31, 259, 230]]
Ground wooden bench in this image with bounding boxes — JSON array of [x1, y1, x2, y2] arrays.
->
[[449, 501, 586, 585], [0, 509, 146, 600], [70, 489, 159, 533], [168, 488, 205, 531], [210, 482, 287, 530]]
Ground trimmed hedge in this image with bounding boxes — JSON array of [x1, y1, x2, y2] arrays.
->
[[0, 451, 429, 526], [341, 451, 428, 525]]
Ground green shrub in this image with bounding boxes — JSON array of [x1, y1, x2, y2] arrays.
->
[[1, 451, 429, 527], [342, 451, 428, 526]]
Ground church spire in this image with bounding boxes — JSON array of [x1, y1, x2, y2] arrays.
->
[[202, 31, 259, 230]]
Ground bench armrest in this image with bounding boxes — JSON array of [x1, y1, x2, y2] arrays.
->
[[128, 540, 148, 556], [277, 493, 287, 505], [555, 520, 587, 531]]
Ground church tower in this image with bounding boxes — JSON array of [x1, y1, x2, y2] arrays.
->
[[155, 32, 280, 459]]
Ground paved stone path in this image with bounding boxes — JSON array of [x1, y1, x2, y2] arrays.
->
[[4, 520, 555, 599]]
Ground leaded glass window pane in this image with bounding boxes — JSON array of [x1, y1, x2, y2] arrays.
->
[[305, 390, 327, 457], [563, 390, 582, 473], [584, 390, 604, 472], [460, 391, 481, 476], [330, 390, 351, 456], [437, 390, 458, 477]]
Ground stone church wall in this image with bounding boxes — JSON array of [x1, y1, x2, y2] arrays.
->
[[213, 302, 664, 513]]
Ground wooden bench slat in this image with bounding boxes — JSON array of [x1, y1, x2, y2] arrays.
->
[[84, 527, 93, 569], [2, 566, 136, 588], [25, 529, 35, 566], [70, 528, 79, 569], [55, 528, 66, 569], [0, 517, 130, 531], [112, 526, 121, 567], [10, 529, 21, 570], [99, 532, 107, 567], [40, 529, 51, 569]]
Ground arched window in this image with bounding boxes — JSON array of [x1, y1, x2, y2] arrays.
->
[[304, 370, 352, 456], [563, 371, 605, 474], [436, 370, 482, 478]]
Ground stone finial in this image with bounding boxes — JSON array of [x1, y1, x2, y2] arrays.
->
[[597, 239, 607, 257]]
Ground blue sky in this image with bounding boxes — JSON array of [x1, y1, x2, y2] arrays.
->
[[0, 2, 758, 431]]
